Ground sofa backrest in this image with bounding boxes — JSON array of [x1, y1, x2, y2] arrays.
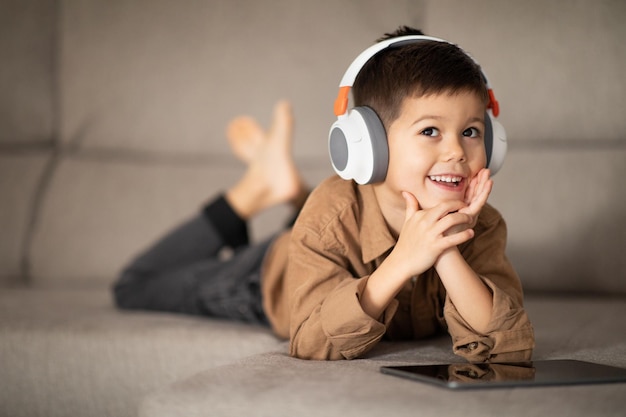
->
[[1, 0, 625, 295]]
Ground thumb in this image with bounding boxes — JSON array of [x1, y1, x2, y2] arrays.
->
[[402, 191, 419, 221]]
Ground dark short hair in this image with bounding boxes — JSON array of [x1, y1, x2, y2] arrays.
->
[[353, 26, 489, 130]]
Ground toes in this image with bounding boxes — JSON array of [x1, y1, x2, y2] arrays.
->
[[226, 116, 264, 162], [269, 100, 293, 143]]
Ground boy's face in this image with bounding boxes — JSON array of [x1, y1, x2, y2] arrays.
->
[[378, 90, 487, 211]]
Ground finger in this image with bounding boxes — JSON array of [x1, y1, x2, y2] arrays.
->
[[431, 199, 467, 221], [437, 211, 473, 235], [466, 168, 487, 204], [441, 228, 475, 248], [481, 177, 493, 199], [402, 191, 419, 221], [461, 181, 493, 220], [464, 175, 478, 205], [474, 169, 490, 200], [472, 171, 484, 201], [465, 169, 492, 210], [473, 177, 493, 208]]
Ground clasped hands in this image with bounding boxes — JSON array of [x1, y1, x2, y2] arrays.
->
[[394, 168, 493, 277]]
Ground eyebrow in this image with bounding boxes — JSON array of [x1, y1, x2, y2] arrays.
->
[[411, 115, 485, 126]]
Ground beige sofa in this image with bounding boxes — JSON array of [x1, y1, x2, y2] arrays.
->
[[1, 1, 625, 417]]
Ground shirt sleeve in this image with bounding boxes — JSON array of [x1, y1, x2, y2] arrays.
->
[[444, 206, 535, 362], [286, 226, 398, 360]]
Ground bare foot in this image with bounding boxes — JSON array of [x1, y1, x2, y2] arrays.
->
[[226, 101, 308, 219], [226, 116, 264, 163]]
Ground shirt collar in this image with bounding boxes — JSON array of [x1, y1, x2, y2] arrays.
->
[[357, 183, 397, 264]]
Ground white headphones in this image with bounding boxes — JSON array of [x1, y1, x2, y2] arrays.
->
[[328, 35, 507, 185]]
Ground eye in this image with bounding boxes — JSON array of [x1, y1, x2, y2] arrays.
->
[[463, 127, 481, 138], [420, 127, 440, 137]]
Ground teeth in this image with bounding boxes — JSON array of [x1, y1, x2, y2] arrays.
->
[[429, 175, 462, 183]]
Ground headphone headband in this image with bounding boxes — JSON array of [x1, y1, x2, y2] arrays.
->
[[333, 35, 500, 118]]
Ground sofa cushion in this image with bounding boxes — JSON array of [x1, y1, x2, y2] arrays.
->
[[140, 295, 626, 417], [28, 154, 332, 288], [423, 0, 626, 142], [58, 0, 417, 160], [0, 288, 284, 417], [0, 0, 56, 145], [0, 154, 50, 285], [29, 156, 241, 288], [490, 147, 626, 295]]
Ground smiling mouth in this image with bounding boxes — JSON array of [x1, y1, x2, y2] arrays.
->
[[428, 175, 463, 187]]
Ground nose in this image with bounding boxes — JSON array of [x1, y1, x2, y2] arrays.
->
[[443, 136, 466, 162]]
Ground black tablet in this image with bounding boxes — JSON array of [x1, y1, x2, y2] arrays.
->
[[380, 359, 626, 390]]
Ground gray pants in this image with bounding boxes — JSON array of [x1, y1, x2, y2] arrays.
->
[[113, 196, 274, 325]]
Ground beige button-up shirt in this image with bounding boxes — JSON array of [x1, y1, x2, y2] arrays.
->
[[262, 175, 534, 362]]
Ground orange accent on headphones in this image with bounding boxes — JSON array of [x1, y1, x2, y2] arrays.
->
[[487, 89, 500, 117], [334, 86, 351, 117]]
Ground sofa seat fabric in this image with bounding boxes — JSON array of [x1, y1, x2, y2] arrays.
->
[[138, 295, 626, 417], [2, 288, 624, 417], [141, 349, 626, 417], [0, 288, 284, 417]]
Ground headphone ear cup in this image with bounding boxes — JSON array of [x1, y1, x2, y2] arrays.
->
[[483, 111, 507, 175], [328, 106, 388, 184]]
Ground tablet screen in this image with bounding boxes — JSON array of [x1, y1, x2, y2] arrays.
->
[[380, 360, 626, 389]]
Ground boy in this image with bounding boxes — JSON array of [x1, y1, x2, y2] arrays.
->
[[114, 26, 534, 362]]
